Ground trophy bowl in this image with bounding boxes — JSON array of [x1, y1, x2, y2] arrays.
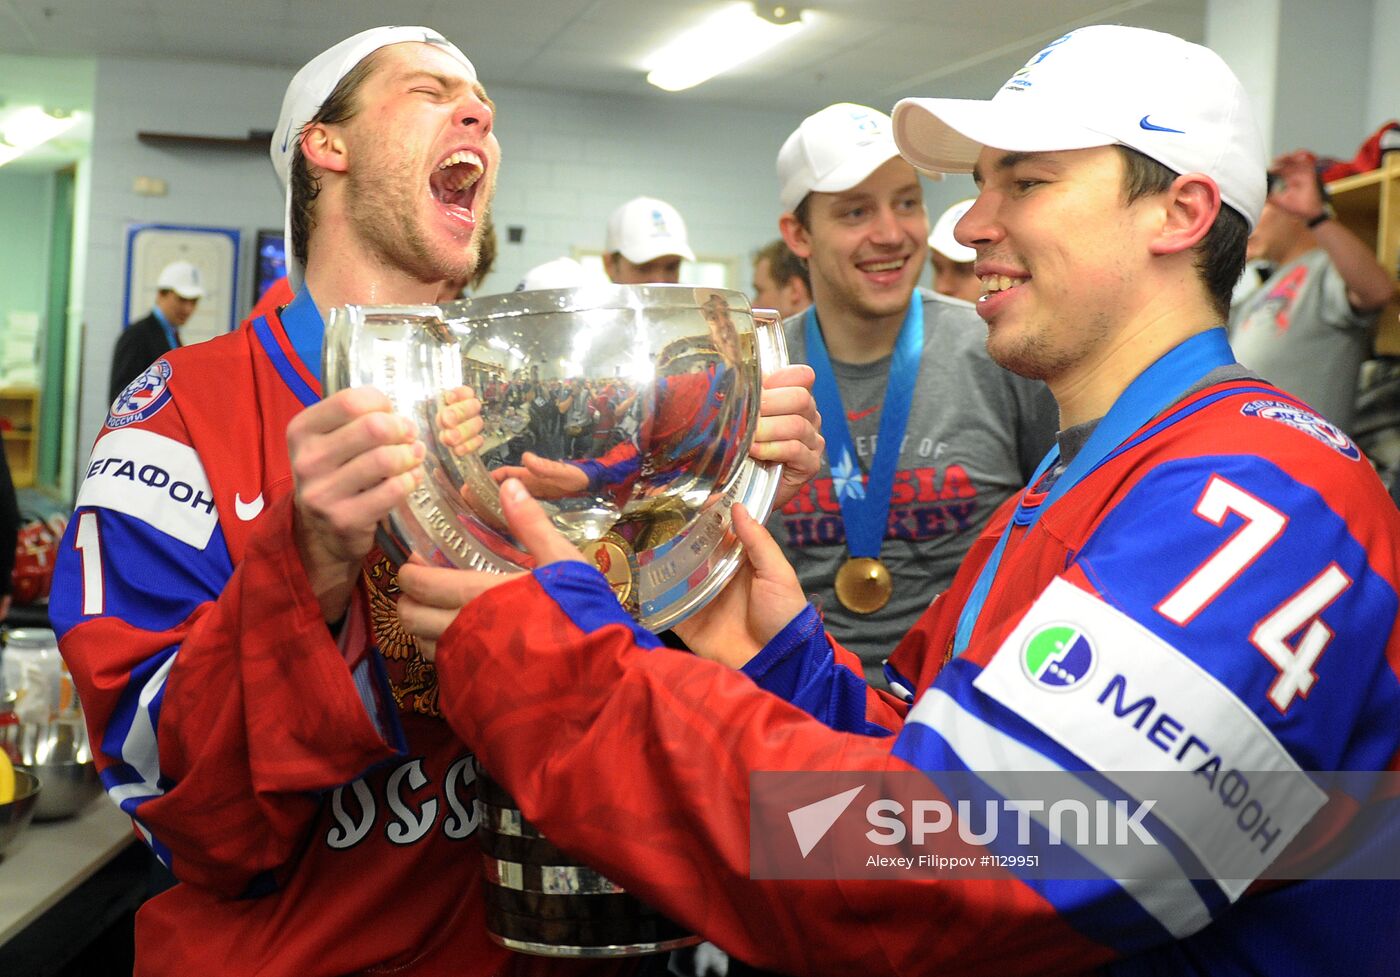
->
[[324, 283, 786, 632]]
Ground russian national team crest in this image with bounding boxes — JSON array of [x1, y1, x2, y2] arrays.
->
[[1240, 399, 1361, 461], [1020, 622, 1096, 692], [108, 360, 173, 429]]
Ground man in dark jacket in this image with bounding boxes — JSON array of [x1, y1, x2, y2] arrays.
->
[[108, 259, 205, 402]]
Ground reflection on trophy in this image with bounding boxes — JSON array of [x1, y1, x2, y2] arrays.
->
[[323, 284, 786, 957]]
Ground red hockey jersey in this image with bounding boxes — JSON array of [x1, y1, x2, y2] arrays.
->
[[52, 302, 630, 976], [431, 377, 1400, 976]]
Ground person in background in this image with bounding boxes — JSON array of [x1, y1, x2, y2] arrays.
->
[[603, 196, 694, 284], [751, 237, 811, 321], [514, 255, 589, 292], [1229, 149, 1395, 435], [52, 25, 818, 976], [109, 259, 205, 402], [927, 197, 980, 304], [767, 101, 1054, 683], [396, 25, 1400, 977]]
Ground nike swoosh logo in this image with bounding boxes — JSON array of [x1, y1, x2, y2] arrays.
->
[[1139, 115, 1184, 134], [847, 406, 879, 422], [279, 119, 294, 154], [235, 492, 265, 521]]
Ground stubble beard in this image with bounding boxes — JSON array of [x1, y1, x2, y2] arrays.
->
[[986, 313, 1110, 383], [347, 154, 484, 286]]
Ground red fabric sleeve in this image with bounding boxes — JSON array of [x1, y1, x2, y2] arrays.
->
[[61, 494, 397, 896], [434, 572, 1105, 976]]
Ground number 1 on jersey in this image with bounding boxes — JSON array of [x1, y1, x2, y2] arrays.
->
[[74, 511, 105, 615]]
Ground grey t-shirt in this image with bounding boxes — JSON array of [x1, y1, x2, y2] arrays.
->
[[1229, 248, 1376, 434], [768, 294, 1057, 682]]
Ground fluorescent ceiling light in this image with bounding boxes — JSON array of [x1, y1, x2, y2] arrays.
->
[[645, 3, 811, 93], [0, 106, 79, 168]]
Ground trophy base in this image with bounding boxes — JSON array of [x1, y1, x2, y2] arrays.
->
[[485, 915, 702, 959], [476, 764, 701, 958]]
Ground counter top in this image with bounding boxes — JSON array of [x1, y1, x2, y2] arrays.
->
[[0, 795, 134, 946]]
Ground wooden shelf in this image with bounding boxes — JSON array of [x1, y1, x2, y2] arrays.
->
[[137, 130, 271, 150], [0, 387, 39, 487], [1327, 155, 1400, 355]]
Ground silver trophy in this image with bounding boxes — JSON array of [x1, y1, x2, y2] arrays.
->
[[323, 283, 786, 631], [324, 284, 785, 957]]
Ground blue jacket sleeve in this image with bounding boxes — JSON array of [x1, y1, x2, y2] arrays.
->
[[742, 606, 894, 736]]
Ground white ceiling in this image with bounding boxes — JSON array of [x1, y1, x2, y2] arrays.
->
[[0, 0, 1206, 168], [0, 0, 1207, 107]]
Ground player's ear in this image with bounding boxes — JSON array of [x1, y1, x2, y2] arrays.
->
[[301, 121, 350, 175], [779, 212, 813, 261], [1149, 173, 1218, 256]]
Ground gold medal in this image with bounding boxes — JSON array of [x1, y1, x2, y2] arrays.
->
[[833, 557, 893, 614], [580, 533, 636, 610]]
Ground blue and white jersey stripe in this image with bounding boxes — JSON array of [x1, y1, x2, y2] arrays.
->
[[896, 686, 1218, 950]]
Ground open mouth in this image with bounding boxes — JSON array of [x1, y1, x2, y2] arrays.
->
[[979, 273, 1028, 300], [859, 257, 906, 272], [429, 149, 485, 216]]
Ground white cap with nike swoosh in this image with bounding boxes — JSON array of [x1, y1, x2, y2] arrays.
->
[[890, 25, 1266, 228], [270, 26, 476, 288]]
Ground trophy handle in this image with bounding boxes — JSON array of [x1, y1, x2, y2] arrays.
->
[[750, 307, 786, 374], [750, 306, 789, 490]]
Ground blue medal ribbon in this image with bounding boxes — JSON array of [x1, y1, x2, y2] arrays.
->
[[804, 299, 923, 560], [951, 327, 1236, 656]]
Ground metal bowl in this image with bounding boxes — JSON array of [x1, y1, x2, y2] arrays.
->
[[0, 768, 41, 858], [1, 718, 102, 820]]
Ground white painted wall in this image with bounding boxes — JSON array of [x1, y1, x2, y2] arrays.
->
[[1205, 0, 1281, 152], [1207, 0, 1384, 158], [1368, 0, 1400, 136], [1272, 0, 1373, 157], [0, 170, 53, 334]]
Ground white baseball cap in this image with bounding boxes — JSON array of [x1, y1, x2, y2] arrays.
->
[[777, 102, 938, 214], [515, 256, 589, 292], [270, 26, 476, 289], [928, 199, 976, 263], [604, 197, 695, 264], [891, 26, 1266, 228], [156, 260, 205, 300]]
